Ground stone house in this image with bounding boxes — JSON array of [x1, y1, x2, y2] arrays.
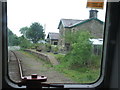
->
[[46, 32, 60, 45], [58, 10, 104, 50]]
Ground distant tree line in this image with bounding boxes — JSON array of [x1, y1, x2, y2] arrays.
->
[[8, 29, 20, 46], [8, 22, 45, 49], [20, 22, 45, 43]]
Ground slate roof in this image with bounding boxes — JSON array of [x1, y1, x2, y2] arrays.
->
[[47, 32, 60, 40], [58, 18, 103, 29]]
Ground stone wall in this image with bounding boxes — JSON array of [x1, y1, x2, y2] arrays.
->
[[24, 49, 50, 61], [24, 49, 59, 65], [73, 19, 104, 38]]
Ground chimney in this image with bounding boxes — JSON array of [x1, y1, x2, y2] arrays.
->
[[89, 10, 98, 19]]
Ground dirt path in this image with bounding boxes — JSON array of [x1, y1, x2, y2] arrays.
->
[[15, 51, 74, 83]]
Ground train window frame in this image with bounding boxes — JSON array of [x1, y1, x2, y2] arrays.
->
[[1, 0, 119, 89]]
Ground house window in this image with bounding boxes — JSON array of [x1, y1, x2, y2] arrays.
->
[[6, 0, 108, 88], [54, 42, 58, 45]]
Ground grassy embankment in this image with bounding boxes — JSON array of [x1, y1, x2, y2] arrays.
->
[[19, 50, 101, 83], [49, 53, 101, 83]]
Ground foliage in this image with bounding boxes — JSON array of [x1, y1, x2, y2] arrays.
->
[[45, 43, 51, 52], [54, 54, 65, 63], [51, 30, 101, 83], [54, 63, 100, 83], [19, 26, 29, 38], [62, 31, 93, 68], [90, 54, 101, 68], [64, 29, 94, 45], [52, 53, 101, 83], [26, 22, 45, 43], [51, 45, 59, 54], [8, 29, 20, 46], [35, 43, 46, 51], [19, 35, 32, 49]]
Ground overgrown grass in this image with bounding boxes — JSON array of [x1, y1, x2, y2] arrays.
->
[[54, 62, 100, 83], [52, 53, 101, 83]]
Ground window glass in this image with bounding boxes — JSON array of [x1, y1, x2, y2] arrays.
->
[[7, 0, 106, 84]]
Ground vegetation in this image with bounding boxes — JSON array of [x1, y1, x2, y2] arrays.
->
[[52, 30, 101, 83], [54, 62, 100, 83], [27, 22, 45, 43], [8, 29, 20, 46], [19, 22, 45, 43], [19, 26, 29, 38], [45, 43, 51, 52], [19, 35, 32, 49], [8, 29, 32, 49], [63, 30, 93, 68]]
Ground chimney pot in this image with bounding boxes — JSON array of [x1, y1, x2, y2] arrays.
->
[[89, 10, 98, 19]]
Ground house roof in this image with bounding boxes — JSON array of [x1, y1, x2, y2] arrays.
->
[[58, 18, 104, 29], [47, 32, 60, 40]]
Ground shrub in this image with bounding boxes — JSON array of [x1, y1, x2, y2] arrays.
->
[[55, 54, 65, 63], [62, 31, 93, 68], [45, 43, 51, 52]]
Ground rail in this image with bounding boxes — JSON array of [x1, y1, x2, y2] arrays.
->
[[10, 51, 24, 80]]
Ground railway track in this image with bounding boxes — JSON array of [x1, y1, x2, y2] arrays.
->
[[8, 50, 23, 83], [8, 50, 47, 88]]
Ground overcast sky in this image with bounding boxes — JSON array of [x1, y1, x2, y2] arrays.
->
[[7, 0, 106, 37]]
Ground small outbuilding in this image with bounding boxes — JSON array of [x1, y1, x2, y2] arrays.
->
[[47, 32, 60, 45]]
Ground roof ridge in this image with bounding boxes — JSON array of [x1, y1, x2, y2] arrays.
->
[[61, 18, 83, 21], [69, 20, 86, 27], [69, 18, 103, 27]]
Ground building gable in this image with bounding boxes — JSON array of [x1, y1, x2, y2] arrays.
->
[[47, 32, 60, 40], [58, 18, 104, 29], [69, 18, 104, 28]]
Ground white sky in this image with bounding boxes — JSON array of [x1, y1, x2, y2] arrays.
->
[[7, 0, 106, 37]]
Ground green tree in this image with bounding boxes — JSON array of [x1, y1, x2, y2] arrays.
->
[[19, 26, 29, 38], [8, 29, 20, 46], [19, 35, 32, 49], [26, 22, 45, 43]]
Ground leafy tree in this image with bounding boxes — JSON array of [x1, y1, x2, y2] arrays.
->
[[19, 35, 32, 49], [26, 22, 45, 43], [19, 26, 29, 38], [8, 29, 20, 46]]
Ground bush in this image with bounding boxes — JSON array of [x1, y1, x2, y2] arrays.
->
[[55, 54, 65, 63], [45, 43, 51, 52], [35, 43, 46, 52], [62, 31, 93, 68], [51, 45, 59, 54], [90, 54, 101, 68], [19, 36, 32, 49]]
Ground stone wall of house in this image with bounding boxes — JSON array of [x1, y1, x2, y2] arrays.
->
[[72, 20, 104, 38], [59, 24, 66, 46]]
